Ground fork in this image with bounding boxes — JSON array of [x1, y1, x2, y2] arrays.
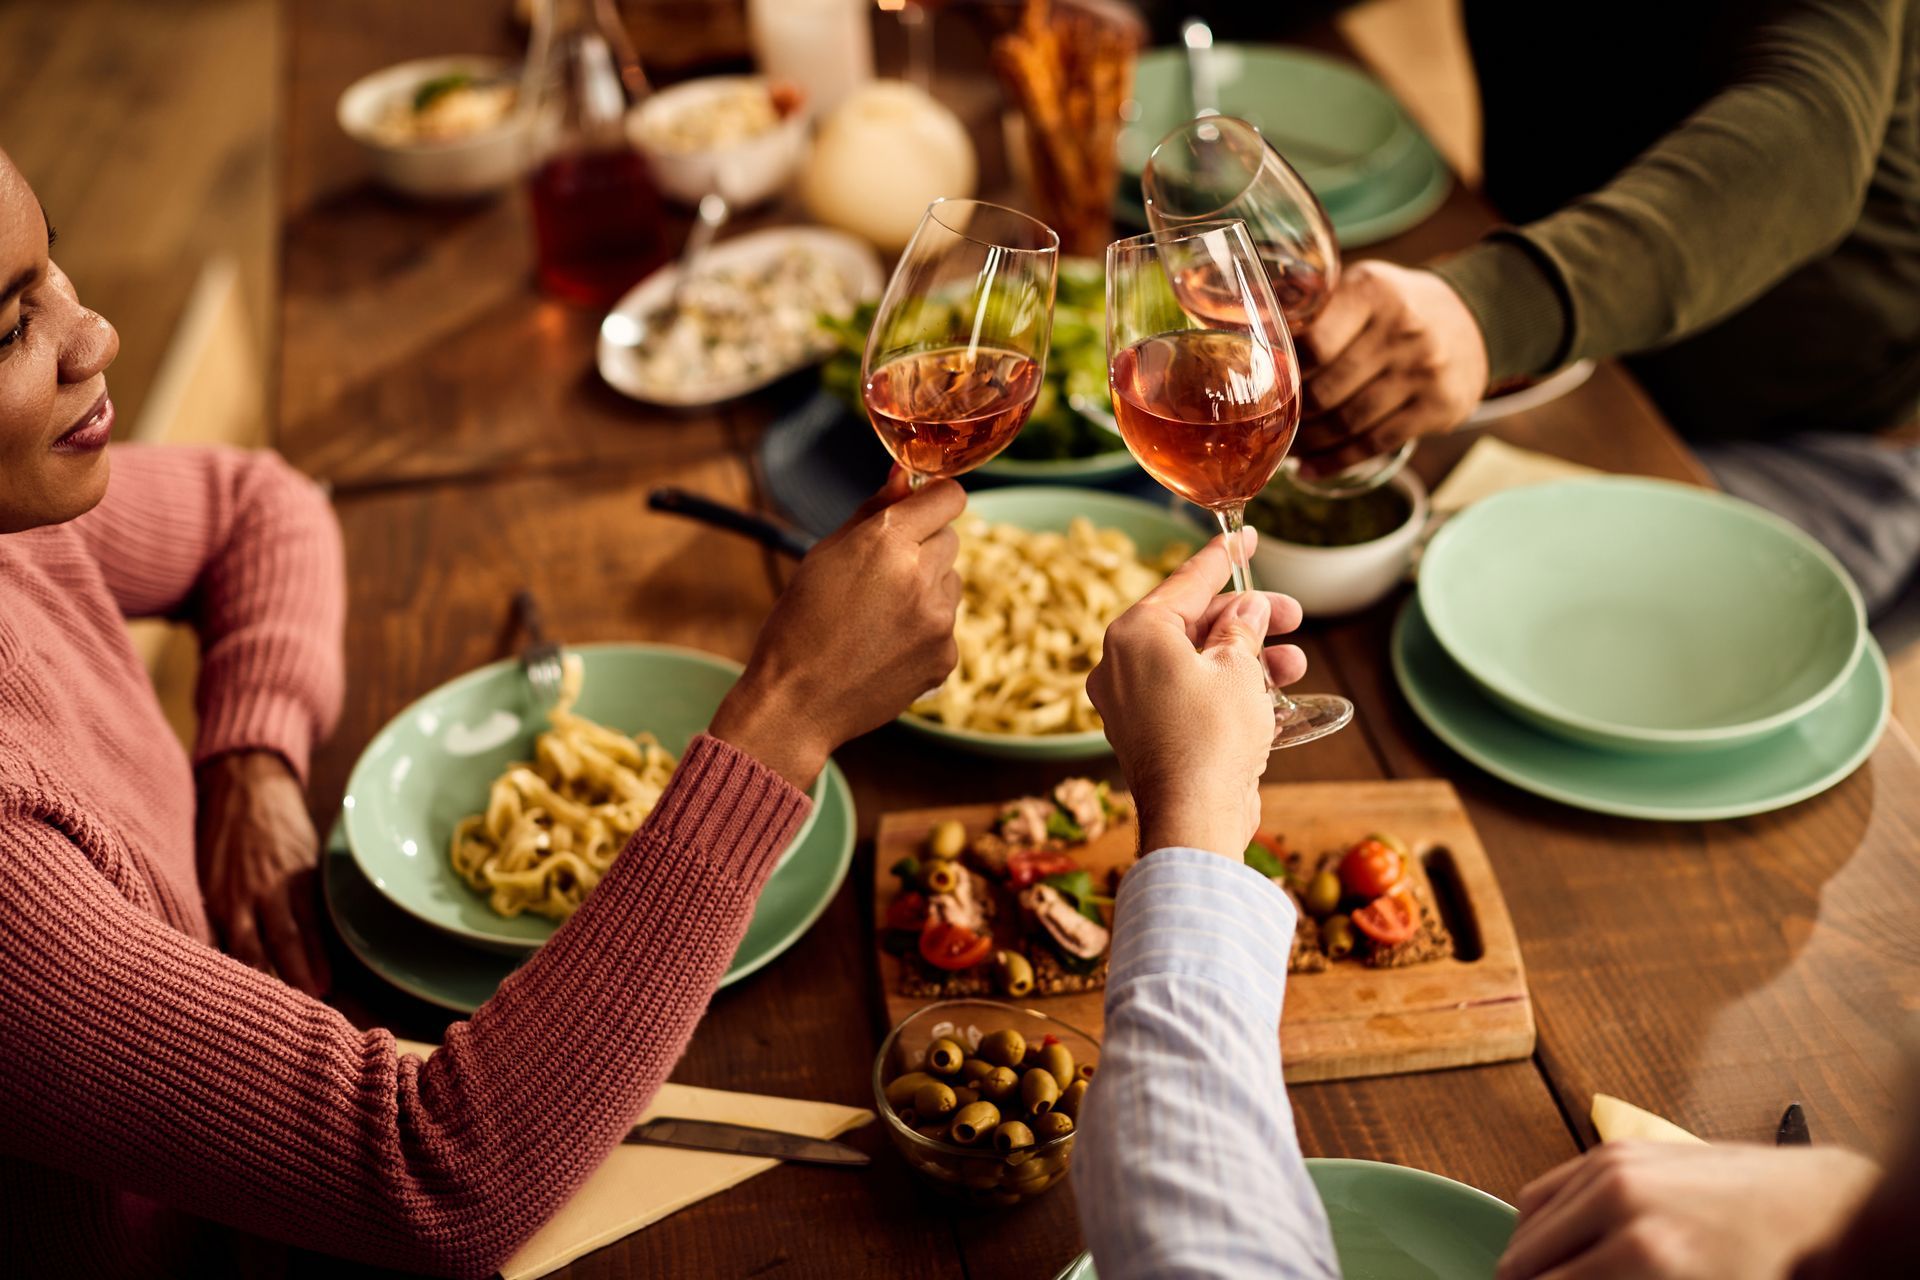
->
[[511, 590, 566, 708]]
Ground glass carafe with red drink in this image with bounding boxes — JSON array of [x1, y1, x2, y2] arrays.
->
[[525, 0, 668, 306], [861, 199, 1060, 487], [1105, 219, 1353, 749]]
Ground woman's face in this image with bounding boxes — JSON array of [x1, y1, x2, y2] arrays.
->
[[0, 151, 119, 534]]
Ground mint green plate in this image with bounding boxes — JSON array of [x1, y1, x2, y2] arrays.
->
[[324, 759, 854, 1011], [1394, 596, 1888, 821], [898, 487, 1199, 760], [1053, 1158, 1516, 1280], [343, 644, 824, 952], [1419, 478, 1865, 754]]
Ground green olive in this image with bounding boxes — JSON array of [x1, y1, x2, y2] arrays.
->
[[959, 1056, 996, 1084], [896, 1106, 921, 1128], [1322, 913, 1356, 959], [1039, 1043, 1075, 1089], [979, 1028, 1027, 1068], [913, 1081, 958, 1119], [1056, 1078, 1089, 1121], [923, 861, 960, 894], [927, 819, 968, 860], [884, 1071, 938, 1108], [979, 1065, 1020, 1104], [993, 950, 1035, 998], [1305, 869, 1342, 918], [1031, 1110, 1075, 1140], [1020, 1067, 1060, 1113], [993, 1120, 1035, 1154], [1077, 1063, 1096, 1082], [949, 1100, 1002, 1145], [950, 1085, 980, 1111], [927, 1037, 965, 1075]]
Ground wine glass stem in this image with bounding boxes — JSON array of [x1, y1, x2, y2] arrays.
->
[[1213, 505, 1299, 715], [906, 470, 929, 493]]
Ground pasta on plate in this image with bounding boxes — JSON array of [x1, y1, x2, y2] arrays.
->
[[911, 515, 1188, 736], [450, 657, 676, 921]]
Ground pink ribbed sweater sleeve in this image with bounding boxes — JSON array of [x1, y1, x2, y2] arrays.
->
[[0, 734, 809, 1278], [70, 444, 345, 781]]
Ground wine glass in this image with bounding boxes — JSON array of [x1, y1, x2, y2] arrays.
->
[[862, 199, 1060, 487], [1106, 220, 1353, 749], [1143, 114, 1411, 497]]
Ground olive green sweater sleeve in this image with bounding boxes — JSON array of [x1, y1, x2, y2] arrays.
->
[[1431, 0, 1909, 381]]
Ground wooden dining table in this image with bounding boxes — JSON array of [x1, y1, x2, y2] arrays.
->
[[276, 3, 1920, 1276]]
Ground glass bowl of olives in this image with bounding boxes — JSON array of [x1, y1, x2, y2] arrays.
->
[[873, 999, 1099, 1207]]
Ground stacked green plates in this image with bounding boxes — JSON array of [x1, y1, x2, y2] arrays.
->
[[1402, 478, 1885, 819], [1055, 1158, 1517, 1279], [325, 644, 855, 1009], [1115, 45, 1451, 248]]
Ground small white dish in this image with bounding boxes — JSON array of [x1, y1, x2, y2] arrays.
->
[[596, 226, 883, 407], [1247, 469, 1429, 616], [336, 55, 536, 199], [631, 75, 808, 207]]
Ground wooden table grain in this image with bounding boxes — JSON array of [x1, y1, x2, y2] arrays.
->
[[277, 3, 1920, 1277]]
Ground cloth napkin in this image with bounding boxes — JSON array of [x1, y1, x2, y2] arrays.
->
[[1429, 436, 1602, 517], [393, 1040, 874, 1279], [1590, 1093, 1708, 1145]]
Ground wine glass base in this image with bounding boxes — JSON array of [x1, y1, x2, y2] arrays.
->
[[1271, 693, 1354, 750]]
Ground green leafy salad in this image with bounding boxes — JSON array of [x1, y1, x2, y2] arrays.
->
[[819, 259, 1122, 464]]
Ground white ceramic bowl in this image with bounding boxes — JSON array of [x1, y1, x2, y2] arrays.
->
[[336, 56, 535, 199], [631, 75, 808, 207], [1247, 470, 1429, 616]]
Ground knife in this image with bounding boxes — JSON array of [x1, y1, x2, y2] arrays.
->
[[623, 1117, 870, 1167], [1776, 1102, 1811, 1146]]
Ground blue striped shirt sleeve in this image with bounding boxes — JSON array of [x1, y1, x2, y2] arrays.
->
[[1073, 847, 1340, 1280]]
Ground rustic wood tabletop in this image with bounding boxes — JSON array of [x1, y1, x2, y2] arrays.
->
[[278, 3, 1920, 1276]]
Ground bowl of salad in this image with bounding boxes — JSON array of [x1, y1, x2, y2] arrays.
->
[[820, 258, 1139, 484]]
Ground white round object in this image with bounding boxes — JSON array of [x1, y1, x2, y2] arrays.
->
[[631, 75, 809, 207], [801, 80, 977, 251], [1249, 470, 1429, 616], [336, 56, 535, 200]]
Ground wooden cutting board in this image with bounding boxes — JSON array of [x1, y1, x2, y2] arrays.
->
[[874, 779, 1534, 1083]]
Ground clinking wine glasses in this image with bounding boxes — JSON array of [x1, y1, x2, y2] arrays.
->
[[1106, 219, 1354, 749], [862, 199, 1061, 487]]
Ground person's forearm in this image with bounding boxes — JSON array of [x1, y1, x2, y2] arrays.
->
[[0, 735, 807, 1277], [1075, 848, 1338, 1280], [1432, 0, 1904, 380]]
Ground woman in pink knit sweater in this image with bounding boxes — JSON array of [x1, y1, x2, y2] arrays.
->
[[0, 153, 967, 1275]]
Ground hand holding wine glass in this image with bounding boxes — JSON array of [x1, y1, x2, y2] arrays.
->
[[1105, 219, 1353, 749], [862, 199, 1060, 486]]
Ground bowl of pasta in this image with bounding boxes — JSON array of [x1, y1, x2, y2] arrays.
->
[[901, 488, 1196, 760], [342, 644, 822, 953]]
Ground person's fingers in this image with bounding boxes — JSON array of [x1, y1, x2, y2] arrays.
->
[[1139, 530, 1255, 621], [1305, 371, 1417, 447], [883, 476, 968, 542], [1299, 401, 1431, 476], [1263, 643, 1308, 687], [828, 467, 915, 542], [1497, 1154, 1636, 1280], [1191, 590, 1304, 644], [938, 568, 963, 608], [1530, 1229, 1670, 1280], [1302, 317, 1397, 417], [1202, 590, 1271, 659], [220, 896, 270, 974], [919, 525, 960, 572], [1296, 273, 1374, 369], [260, 887, 323, 997], [1513, 1152, 1596, 1218], [288, 866, 333, 997]]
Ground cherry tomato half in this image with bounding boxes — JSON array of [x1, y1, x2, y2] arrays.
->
[[920, 921, 994, 971], [1339, 838, 1407, 901], [886, 891, 929, 933], [1351, 893, 1418, 947]]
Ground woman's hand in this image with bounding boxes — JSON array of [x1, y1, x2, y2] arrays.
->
[[710, 472, 966, 789], [1294, 261, 1488, 475], [195, 751, 331, 997], [1086, 532, 1305, 860], [1496, 1141, 1881, 1280]]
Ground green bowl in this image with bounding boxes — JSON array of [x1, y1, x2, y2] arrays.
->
[[1419, 477, 1865, 753], [343, 644, 822, 952], [1054, 1157, 1516, 1280], [899, 487, 1200, 759]]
